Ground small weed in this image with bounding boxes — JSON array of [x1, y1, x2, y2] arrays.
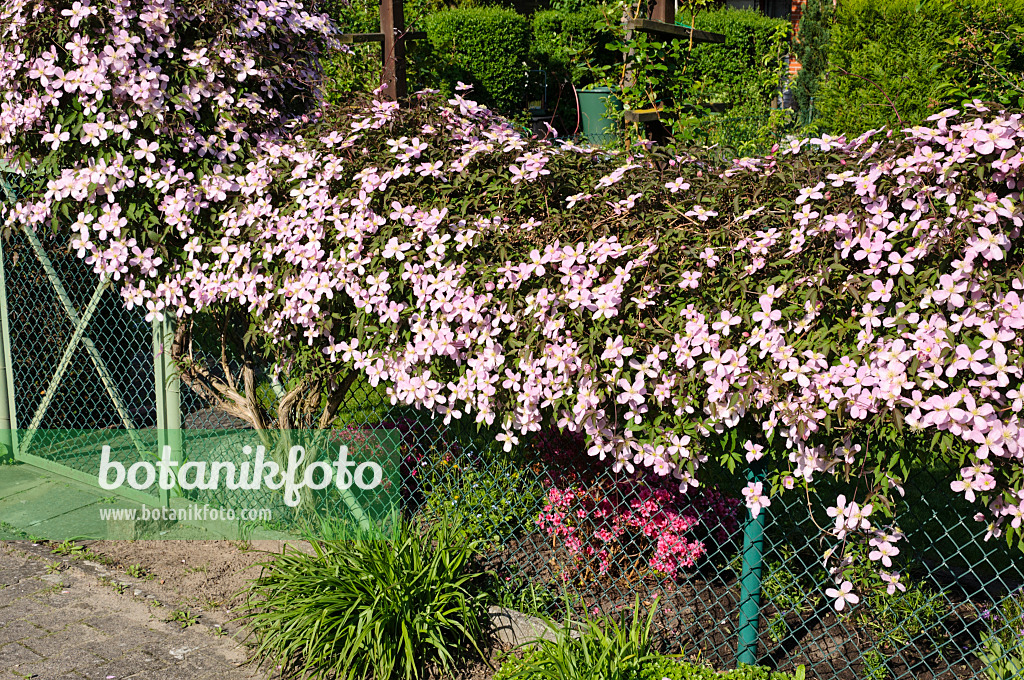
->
[[0, 521, 32, 540], [51, 540, 86, 558], [767, 613, 790, 644], [125, 563, 148, 579], [861, 581, 949, 647], [184, 563, 209, 575], [45, 561, 65, 574], [986, 588, 1024, 647], [201, 596, 223, 611], [86, 551, 116, 567], [863, 650, 890, 680], [168, 609, 199, 628], [99, 577, 129, 595], [38, 583, 62, 595], [212, 624, 228, 637]]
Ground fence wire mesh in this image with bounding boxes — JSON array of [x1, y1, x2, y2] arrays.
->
[[190, 375, 1022, 680], [3, 175, 1023, 680], [1, 224, 159, 492]]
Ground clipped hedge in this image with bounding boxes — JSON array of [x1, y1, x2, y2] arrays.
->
[[686, 7, 792, 112], [530, 6, 618, 87], [816, 0, 1024, 134], [425, 7, 530, 114]]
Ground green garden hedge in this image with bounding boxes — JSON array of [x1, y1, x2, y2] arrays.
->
[[686, 8, 792, 114], [816, 0, 1024, 134], [530, 6, 618, 88], [425, 7, 530, 114]]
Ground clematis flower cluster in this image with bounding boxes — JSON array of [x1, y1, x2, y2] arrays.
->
[[3, 0, 1024, 612]]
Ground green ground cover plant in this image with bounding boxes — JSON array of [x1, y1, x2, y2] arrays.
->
[[420, 449, 545, 549], [978, 587, 1024, 679]]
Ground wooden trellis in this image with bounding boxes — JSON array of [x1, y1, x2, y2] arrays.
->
[[621, 0, 726, 124]]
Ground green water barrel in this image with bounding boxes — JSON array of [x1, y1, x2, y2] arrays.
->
[[576, 87, 620, 145]]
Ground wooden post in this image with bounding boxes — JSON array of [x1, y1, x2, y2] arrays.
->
[[380, 0, 407, 101], [650, 0, 674, 25]]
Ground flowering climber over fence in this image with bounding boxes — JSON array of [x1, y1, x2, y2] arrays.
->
[[2, 0, 1024, 608]]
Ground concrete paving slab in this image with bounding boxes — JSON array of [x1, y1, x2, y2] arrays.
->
[[0, 464, 50, 497], [0, 480, 102, 529]]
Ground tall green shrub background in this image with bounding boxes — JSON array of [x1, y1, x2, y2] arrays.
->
[[790, 0, 831, 121], [814, 0, 948, 134], [531, 6, 618, 88], [311, 0, 1024, 140], [684, 8, 792, 116], [816, 0, 1024, 135]]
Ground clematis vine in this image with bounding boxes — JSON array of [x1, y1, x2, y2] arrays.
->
[[3, 0, 1024, 612]]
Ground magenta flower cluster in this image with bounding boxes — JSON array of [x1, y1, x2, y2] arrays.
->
[[536, 479, 740, 580]]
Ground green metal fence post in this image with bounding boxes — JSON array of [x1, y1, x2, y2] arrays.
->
[[736, 459, 767, 667], [0, 234, 17, 460], [153, 317, 181, 507], [0, 169, 19, 461]]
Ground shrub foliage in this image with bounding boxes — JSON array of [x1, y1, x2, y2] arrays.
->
[[817, 0, 1024, 134], [425, 6, 530, 114], [686, 7, 791, 112]]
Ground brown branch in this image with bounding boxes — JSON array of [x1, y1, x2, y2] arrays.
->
[[242, 360, 271, 432], [830, 68, 904, 129], [318, 371, 359, 430], [276, 377, 312, 432], [171, 320, 270, 443]]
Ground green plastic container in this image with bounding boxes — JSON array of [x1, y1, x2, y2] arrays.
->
[[576, 87, 621, 146]]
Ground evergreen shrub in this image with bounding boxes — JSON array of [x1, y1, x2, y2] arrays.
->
[[425, 7, 531, 114]]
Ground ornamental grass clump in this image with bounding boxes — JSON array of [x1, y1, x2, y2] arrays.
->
[[241, 520, 491, 680], [495, 596, 667, 680]]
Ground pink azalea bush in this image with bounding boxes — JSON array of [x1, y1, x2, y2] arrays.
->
[[536, 479, 741, 581], [3, 0, 1024, 609], [532, 428, 741, 581]]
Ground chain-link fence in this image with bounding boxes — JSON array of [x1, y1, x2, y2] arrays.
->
[[3, 171, 1023, 680], [0, 217, 162, 495], [329, 387, 1024, 680]]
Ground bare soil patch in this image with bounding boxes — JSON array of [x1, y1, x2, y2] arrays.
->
[[84, 540, 300, 629]]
